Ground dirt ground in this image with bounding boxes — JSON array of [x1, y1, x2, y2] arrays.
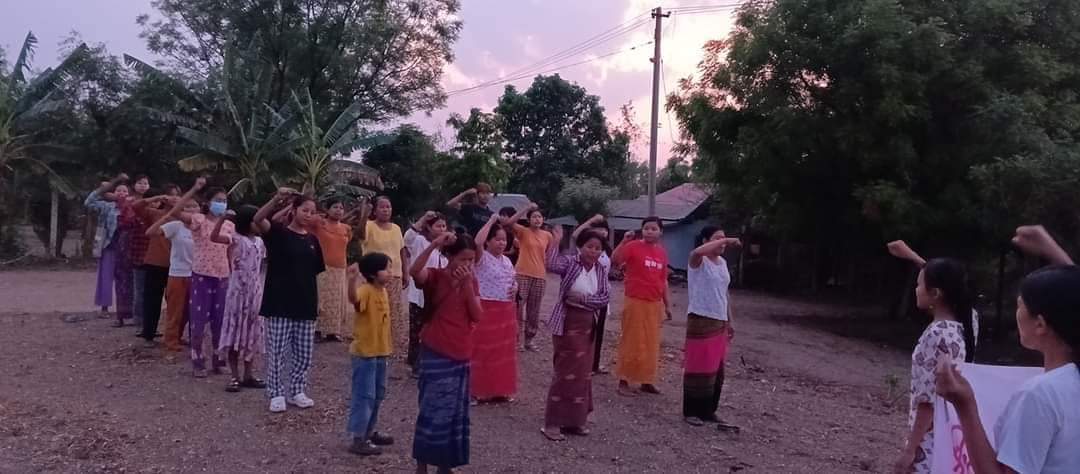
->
[[0, 269, 910, 473]]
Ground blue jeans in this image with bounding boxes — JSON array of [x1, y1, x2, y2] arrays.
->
[[348, 356, 387, 438]]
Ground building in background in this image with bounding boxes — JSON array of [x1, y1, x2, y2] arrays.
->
[[548, 183, 716, 271]]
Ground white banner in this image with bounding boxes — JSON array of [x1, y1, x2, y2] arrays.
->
[[931, 363, 1042, 473]]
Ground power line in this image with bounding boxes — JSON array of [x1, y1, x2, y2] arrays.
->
[[661, 60, 676, 146], [446, 41, 654, 97], [447, 13, 652, 96]]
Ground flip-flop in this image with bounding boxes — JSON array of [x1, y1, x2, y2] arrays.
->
[[240, 377, 267, 389], [717, 422, 741, 434], [617, 386, 638, 397], [540, 428, 565, 441], [561, 427, 590, 436], [684, 417, 705, 427], [226, 379, 241, 393]]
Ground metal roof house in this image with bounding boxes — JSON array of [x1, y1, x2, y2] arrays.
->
[[548, 183, 714, 271], [486, 193, 532, 213]]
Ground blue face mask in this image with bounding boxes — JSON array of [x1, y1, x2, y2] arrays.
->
[[209, 201, 227, 216]]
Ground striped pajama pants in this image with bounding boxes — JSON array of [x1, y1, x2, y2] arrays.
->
[[516, 275, 546, 342], [264, 317, 316, 399]]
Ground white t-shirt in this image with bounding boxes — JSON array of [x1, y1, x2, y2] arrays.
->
[[687, 256, 730, 320], [570, 265, 598, 296], [161, 221, 194, 277], [404, 228, 446, 307], [994, 363, 1080, 474]]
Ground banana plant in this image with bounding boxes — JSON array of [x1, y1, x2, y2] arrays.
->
[[0, 31, 89, 202], [126, 40, 297, 199], [284, 88, 388, 196]]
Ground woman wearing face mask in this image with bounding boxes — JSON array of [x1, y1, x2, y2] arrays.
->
[[404, 211, 449, 375], [540, 226, 610, 441], [508, 203, 553, 352], [935, 226, 1079, 474], [470, 213, 519, 404], [181, 186, 235, 377], [253, 189, 326, 413], [84, 173, 132, 325], [128, 175, 152, 329], [356, 196, 408, 351]]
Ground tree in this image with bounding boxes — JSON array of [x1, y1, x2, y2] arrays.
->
[[610, 102, 648, 198], [670, 0, 1080, 276], [137, 0, 462, 126], [438, 108, 509, 191], [557, 177, 618, 223], [495, 74, 629, 210], [285, 89, 389, 195], [657, 156, 691, 193], [0, 32, 89, 204], [0, 32, 90, 258], [361, 124, 441, 219]]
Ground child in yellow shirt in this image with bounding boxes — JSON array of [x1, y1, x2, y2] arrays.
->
[[346, 252, 393, 456]]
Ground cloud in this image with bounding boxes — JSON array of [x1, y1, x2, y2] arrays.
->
[[442, 63, 476, 89]]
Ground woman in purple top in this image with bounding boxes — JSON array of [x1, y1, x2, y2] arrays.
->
[[540, 226, 610, 441]]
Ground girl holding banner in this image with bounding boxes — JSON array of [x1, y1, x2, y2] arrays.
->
[[936, 226, 1080, 474], [888, 243, 977, 474]]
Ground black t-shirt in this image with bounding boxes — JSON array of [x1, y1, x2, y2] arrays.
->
[[260, 222, 325, 320], [458, 203, 493, 237]]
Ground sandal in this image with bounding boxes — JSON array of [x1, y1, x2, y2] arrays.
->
[[226, 379, 241, 393], [540, 427, 565, 441], [684, 416, 705, 427], [640, 384, 661, 395], [240, 377, 266, 389], [561, 427, 590, 436], [617, 382, 638, 397]]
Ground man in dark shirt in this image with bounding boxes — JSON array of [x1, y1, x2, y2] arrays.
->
[[446, 182, 494, 236]]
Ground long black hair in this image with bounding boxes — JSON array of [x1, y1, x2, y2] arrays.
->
[[576, 229, 610, 254], [923, 258, 976, 362], [1020, 265, 1080, 376], [695, 225, 723, 248], [443, 229, 477, 257], [233, 204, 259, 236]]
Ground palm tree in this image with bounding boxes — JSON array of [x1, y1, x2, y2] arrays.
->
[[0, 32, 89, 256]]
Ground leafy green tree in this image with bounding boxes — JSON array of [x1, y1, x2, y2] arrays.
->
[[438, 108, 510, 191], [495, 74, 629, 210], [137, 0, 462, 125], [657, 156, 691, 193], [361, 124, 442, 219], [0, 32, 90, 257], [670, 0, 1080, 273], [557, 177, 617, 223]]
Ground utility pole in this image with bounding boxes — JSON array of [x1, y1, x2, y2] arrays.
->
[[647, 6, 669, 216]]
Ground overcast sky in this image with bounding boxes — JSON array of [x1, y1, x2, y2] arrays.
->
[[2, 0, 736, 163]]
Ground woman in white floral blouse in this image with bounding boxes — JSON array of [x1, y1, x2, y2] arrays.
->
[[887, 242, 977, 474]]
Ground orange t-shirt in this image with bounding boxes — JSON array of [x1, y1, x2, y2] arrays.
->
[[316, 221, 352, 268], [621, 240, 668, 302], [513, 224, 552, 279], [137, 206, 171, 268]]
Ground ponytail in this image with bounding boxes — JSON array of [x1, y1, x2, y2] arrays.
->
[[924, 258, 977, 362]]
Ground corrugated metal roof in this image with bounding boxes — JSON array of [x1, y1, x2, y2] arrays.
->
[[609, 183, 712, 220], [487, 193, 531, 213]]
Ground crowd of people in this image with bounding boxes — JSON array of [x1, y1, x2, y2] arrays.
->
[[82, 176, 738, 472], [82, 174, 1078, 473]]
